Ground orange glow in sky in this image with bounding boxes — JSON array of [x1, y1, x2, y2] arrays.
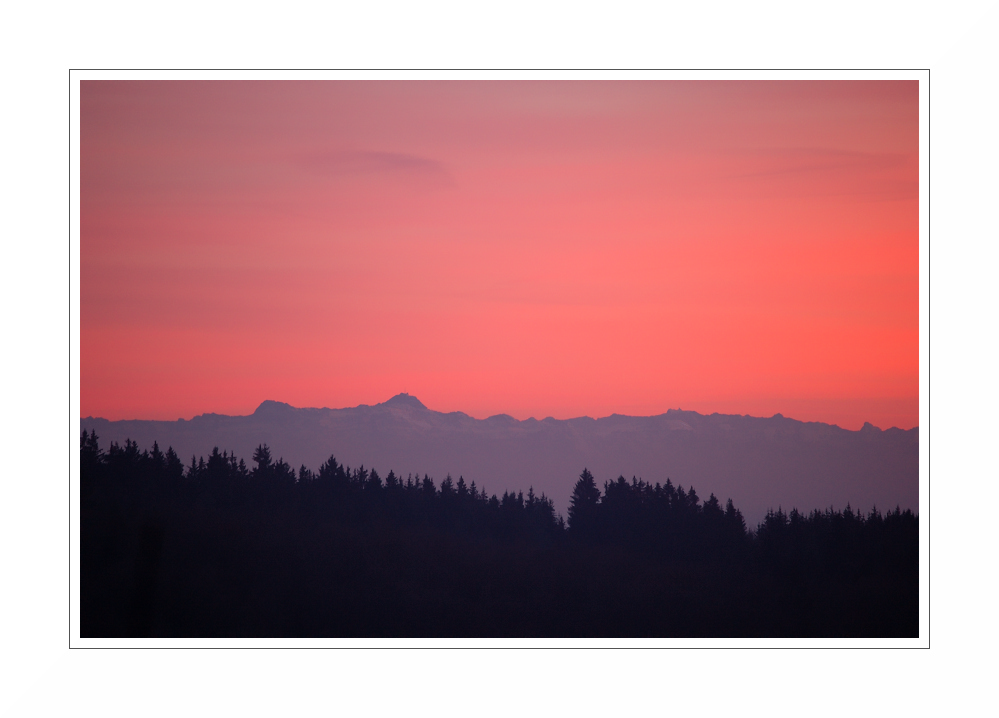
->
[[81, 81, 918, 430]]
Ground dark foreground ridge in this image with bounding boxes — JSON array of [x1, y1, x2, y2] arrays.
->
[[80, 432, 918, 638]]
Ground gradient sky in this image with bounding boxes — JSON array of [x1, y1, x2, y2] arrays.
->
[[81, 80, 918, 430]]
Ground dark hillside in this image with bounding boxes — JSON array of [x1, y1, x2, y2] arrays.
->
[[80, 432, 918, 638]]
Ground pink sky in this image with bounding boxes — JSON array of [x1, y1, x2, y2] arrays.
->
[[81, 81, 918, 429]]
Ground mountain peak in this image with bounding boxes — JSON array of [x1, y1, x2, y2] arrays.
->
[[381, 393, 427, 410], [253, 400, 295, 415]]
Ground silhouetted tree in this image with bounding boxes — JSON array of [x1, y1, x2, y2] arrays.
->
[[80, 432, 917, 639], [252, 444, 272, 473], [567, 468, 600, 536]]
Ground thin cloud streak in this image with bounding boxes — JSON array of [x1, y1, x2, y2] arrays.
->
[[300, 150, 453, 185]]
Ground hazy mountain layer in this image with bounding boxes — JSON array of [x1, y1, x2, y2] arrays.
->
[[81, 394, 918, 526]]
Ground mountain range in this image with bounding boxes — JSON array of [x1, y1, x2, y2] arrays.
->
[[81, 394, 918, 526]]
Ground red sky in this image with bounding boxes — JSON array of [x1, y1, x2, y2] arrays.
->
[[81, 80, 918, 430]]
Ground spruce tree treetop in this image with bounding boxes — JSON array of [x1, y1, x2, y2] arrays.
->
[[568, 468, 600, 533]]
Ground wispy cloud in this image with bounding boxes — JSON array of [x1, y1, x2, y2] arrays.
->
[[300, 150, 452, 185]]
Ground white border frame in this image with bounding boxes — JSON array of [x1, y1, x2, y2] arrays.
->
[[69, 68, 929, 649]]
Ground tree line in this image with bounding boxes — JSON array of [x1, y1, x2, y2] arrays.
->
[[80, 432, 918, 638]]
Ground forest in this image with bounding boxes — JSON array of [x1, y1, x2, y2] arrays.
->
[[80, 431, 918, 637]]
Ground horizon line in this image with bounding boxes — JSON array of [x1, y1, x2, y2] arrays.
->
[[82, 393, 918, 432]]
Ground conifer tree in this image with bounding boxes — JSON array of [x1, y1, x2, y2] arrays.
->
[[567, 468, 600, 534]]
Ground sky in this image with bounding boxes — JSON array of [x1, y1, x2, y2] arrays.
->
[[80, 80, 918, 430]]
